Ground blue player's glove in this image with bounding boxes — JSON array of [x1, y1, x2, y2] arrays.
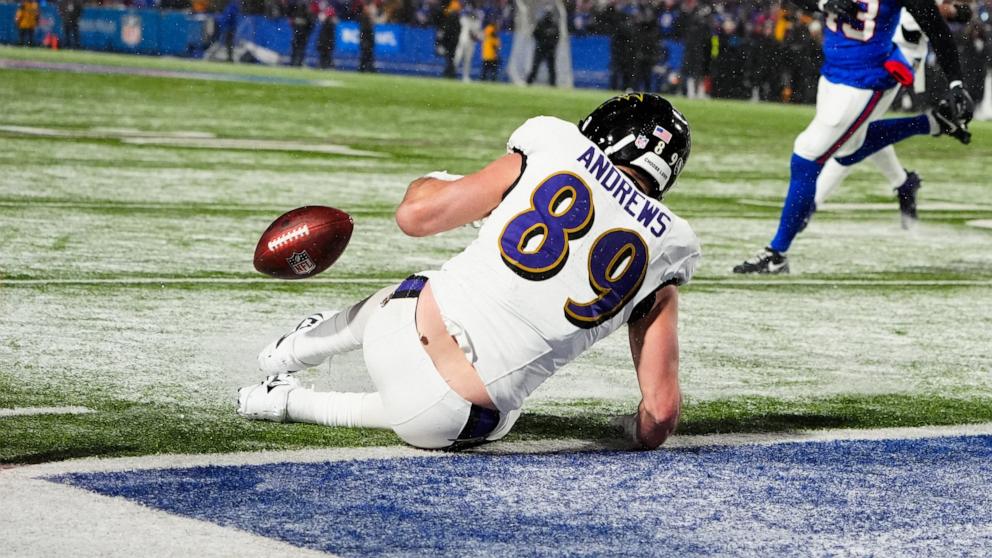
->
[[934, 81, 974, 145], [945, 82, 975, 123], [818, 0, 859, 19]]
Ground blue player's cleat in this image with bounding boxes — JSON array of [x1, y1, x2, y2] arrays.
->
[[895, 171, 922, 230], [733, 247, 790, 275]]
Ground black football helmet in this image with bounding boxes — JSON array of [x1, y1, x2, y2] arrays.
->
[[579, 93, 691, 200]]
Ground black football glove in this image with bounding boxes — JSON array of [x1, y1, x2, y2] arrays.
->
[[818, 0, 860, 20], [933, 82, 974, 145]]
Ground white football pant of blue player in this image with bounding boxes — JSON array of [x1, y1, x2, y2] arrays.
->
[[816, 3, 974, 230], [734, 0, 974, 274]]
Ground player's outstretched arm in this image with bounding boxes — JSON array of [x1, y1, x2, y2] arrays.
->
[[624, 284, 682, 450], [396, 152, 524, 237]]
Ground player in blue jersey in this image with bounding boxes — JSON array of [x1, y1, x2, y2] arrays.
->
[[733, 0, 974, 274], [814, 3, 974, 230]]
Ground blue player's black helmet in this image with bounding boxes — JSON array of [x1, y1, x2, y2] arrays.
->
[[579, 93, 691, 200]]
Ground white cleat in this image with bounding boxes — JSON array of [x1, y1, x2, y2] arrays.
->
[[257, 313, 327, 374], [237, 374, 301, 422]]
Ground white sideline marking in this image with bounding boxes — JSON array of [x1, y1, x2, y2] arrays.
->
[[5, 422, 992, 479], [0, 125, 218, 139], [739, 199, 992, 211], [0, 200, 298, 211], [0, 406, 93, 418], [120, 137, 385, 157], [1, 277, 396, 285], [3, 277, 992, 287], [0, 125, 383, 157]]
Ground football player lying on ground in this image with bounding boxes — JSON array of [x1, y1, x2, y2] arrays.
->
[[733, 0, 974, 274], [237, 94, 700, 450]]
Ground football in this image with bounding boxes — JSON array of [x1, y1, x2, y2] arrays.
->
[[253, 206, 354, 279]]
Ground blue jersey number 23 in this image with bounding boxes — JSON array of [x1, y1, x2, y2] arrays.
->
[[498, 172, 649, 328]]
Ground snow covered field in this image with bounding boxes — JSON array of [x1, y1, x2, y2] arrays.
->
[[2, 46, 991, 556]]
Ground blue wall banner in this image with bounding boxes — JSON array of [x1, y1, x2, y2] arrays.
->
[[0, 3, 667, 89], [0, 4, 206, 56]]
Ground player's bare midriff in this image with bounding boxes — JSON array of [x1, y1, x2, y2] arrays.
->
[[414, 283, 498, 410]]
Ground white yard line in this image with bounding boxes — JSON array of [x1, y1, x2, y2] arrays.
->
[[0, 201, 316, 212], [740, 199, 992, 211], [5, 422, 992, 479], [3, 278, 991, 287], [0, 277, 397, 285], [0, 406, 93, 417], [0, 476, 337, 558]]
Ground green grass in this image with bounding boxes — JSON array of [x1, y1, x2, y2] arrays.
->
[[1, 46, 991, 464], [6, 384, 992, 463]]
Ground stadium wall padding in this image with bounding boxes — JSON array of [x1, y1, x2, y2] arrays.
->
[[0, 3, 208, 55], [0, 4, 672, 88]]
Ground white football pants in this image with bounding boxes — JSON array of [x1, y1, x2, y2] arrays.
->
[[794, 76, 899, 163], [288, 278, 519, 449]]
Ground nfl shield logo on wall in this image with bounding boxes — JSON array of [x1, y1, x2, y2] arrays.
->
[[287, 251, 316, 276], [121, 15, 142, 47]]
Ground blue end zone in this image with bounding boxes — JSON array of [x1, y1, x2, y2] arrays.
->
[[50, 435, 992, 556]]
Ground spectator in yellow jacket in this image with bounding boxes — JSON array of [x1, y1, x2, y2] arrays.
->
[[15, 0, 39, 47], [480, 22, 500, 81]]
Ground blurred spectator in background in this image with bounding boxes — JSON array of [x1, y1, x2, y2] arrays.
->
[[454, 1, 482, 81], [359, 0, 378, 72], [600, 3, 634, 90], [480, 19, 500, 80], [526, 9, 559, 85], [747, 15, 780, 101], [711, 17, 748, 99], [960, 14, 990, 104], [437, 0, 461, 77], [783, 12, 820, 103], [15, 0, 39, 47], [681, 0, 711, 98], [288, 0, 315, 66], [317, 0, 338, 68], [216, 0, 240, 62], [633, 5, 660, 91], [59, 0, 83, 49]]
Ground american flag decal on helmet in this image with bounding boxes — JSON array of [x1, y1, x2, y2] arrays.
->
[[653, 126, 673, 143]]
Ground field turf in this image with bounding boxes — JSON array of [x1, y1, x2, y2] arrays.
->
[[1, 46, 991, 464]]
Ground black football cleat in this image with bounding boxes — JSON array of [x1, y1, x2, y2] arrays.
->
[[929, 104, 971, 145], [733, 247, 790, 274], [895, 171, 922, 230]]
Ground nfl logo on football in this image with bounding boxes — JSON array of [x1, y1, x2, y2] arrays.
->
[[287, 251, 316, 275]]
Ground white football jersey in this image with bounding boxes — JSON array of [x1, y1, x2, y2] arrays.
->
[[428, 116, 701, 412]]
